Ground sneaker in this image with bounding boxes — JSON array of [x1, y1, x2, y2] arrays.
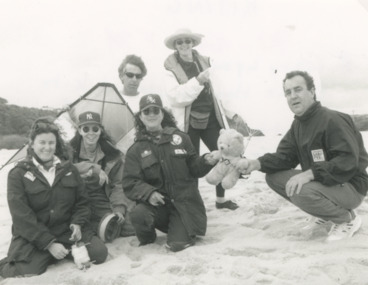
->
[[300, 216, 329, 234], [326, 214, 362, 242], [215, 200, 239, 210], [165, 240, 195, 252]]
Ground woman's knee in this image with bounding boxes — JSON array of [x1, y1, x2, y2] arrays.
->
[[87, 236, 108, 264], [130, 204, 153, 226]]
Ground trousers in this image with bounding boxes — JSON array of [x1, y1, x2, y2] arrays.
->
[[188, 110, 225, 197], [0, 236, 107, 278], [130, 202, 194, 249], [266, 170, 365, 224]]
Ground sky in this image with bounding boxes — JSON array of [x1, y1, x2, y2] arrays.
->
[[1, 0, 368, 135]]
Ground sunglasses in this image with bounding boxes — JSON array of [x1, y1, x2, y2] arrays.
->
[[81, 125, 100, 133], [176, 39, 192, 45], [141, 107, 161, 116], [125, 72, 143, 79]]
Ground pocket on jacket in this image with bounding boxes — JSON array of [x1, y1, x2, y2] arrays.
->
[[170, 150, 191, 180], [60, 175, 79, 202], [141, 155, 159, 180]]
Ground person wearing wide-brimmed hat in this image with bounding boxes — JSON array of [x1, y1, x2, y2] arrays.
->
[[163, 28, 240, 210]]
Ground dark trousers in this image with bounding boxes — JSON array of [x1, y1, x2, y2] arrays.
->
[[187, 111, 225, 197], [0, 236, 107, 278], [130, 202, 193, 248]]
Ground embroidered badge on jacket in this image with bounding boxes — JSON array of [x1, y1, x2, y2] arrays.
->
[[174, 149, 187, 155], [24, 171, 36, 181], [171, 134, 182, 145], [141, 150, 152, 158], [311, 149, 325, 162]]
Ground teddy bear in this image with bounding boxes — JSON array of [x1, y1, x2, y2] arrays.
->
[[205, 128, 245, 189]]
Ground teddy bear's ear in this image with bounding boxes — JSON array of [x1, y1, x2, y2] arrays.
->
[[219, 129, 226, 135]]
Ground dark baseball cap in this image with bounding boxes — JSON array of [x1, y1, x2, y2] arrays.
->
[[139, 94, 163, 111], [78, 111, 102, 126]]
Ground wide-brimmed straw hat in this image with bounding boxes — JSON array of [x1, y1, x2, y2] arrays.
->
[[164, 28, 204, 50]]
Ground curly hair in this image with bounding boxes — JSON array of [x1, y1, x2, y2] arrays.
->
[[134, 107, 178, 136], [28, 116, 69, 160]]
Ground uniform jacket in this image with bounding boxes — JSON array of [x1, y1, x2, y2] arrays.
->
[[6, 156, 91, 263], [259, 102, 368, 196], [164, 50, 233, 132], [70, 137, 134, 215], [122, 127, 213, 236]]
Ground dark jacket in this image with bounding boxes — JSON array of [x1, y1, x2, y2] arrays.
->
[[259, 102, 368, 196], [5, 156, 92, 263], [69, 137, 134, 216], [122, 127, 213, 236]]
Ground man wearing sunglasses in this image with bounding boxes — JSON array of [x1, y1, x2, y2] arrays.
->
[[118, 54, 147, 113]]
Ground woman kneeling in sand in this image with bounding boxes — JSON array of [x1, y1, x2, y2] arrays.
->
[[0, 117, 107, 278]]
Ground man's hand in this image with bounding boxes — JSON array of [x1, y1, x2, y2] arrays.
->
[[69, 224, 82, 242], [236, 158, 261, 175], [148, 191, 165, 206], [48, 243, 69, 260], [286, 169, 314, 197]]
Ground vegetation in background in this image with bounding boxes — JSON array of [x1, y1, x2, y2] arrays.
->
[[0, 97, 57, 149]]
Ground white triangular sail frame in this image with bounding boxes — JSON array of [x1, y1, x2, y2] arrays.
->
[[1, 83, 135, 170]]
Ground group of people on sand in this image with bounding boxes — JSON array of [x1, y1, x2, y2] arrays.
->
[[0, 28, 367, 279]]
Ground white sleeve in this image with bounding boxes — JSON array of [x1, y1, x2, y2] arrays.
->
[[164, 70, 205, 108]]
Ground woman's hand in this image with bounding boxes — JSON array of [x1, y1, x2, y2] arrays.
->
[[48, 243, 69, 260], [204, 151, 221, 165], [196, 69, 211, 85], [69, 224, 82, 242], [98, 170, 109, 186], [114, 212, 126, 224], [148, 191, 165, 206]]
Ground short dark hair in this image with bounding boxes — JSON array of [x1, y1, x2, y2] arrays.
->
[[283, 70, 316, 99], [28, 116, 69, 160], [118, 54, 147, 78]]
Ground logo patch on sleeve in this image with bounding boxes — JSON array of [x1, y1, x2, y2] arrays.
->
[[311, 149, 325, 162], [171, 134, 182, 145], [24, 171, 36, 181], [141, 150, 152, 158]]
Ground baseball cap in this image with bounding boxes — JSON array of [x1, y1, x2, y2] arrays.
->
[[139, 94, 163, 111], [78, 111, 102, 126]]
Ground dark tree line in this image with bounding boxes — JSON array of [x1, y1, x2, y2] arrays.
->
[[0, 97, 57, 136]]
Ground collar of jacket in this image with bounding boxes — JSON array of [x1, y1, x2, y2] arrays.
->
[[135, 127, 177, 144], [70, 135, 121, 163], [295, 101, 321, 122], [18, 155, 71, 171]]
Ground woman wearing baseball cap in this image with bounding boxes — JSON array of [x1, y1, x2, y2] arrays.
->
[[122, 94, 219, 252], [69, 111, 135, 242]]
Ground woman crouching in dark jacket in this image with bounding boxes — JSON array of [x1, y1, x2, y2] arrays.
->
[[122, 94, 219, 252], [0, 117, 107, 278]]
